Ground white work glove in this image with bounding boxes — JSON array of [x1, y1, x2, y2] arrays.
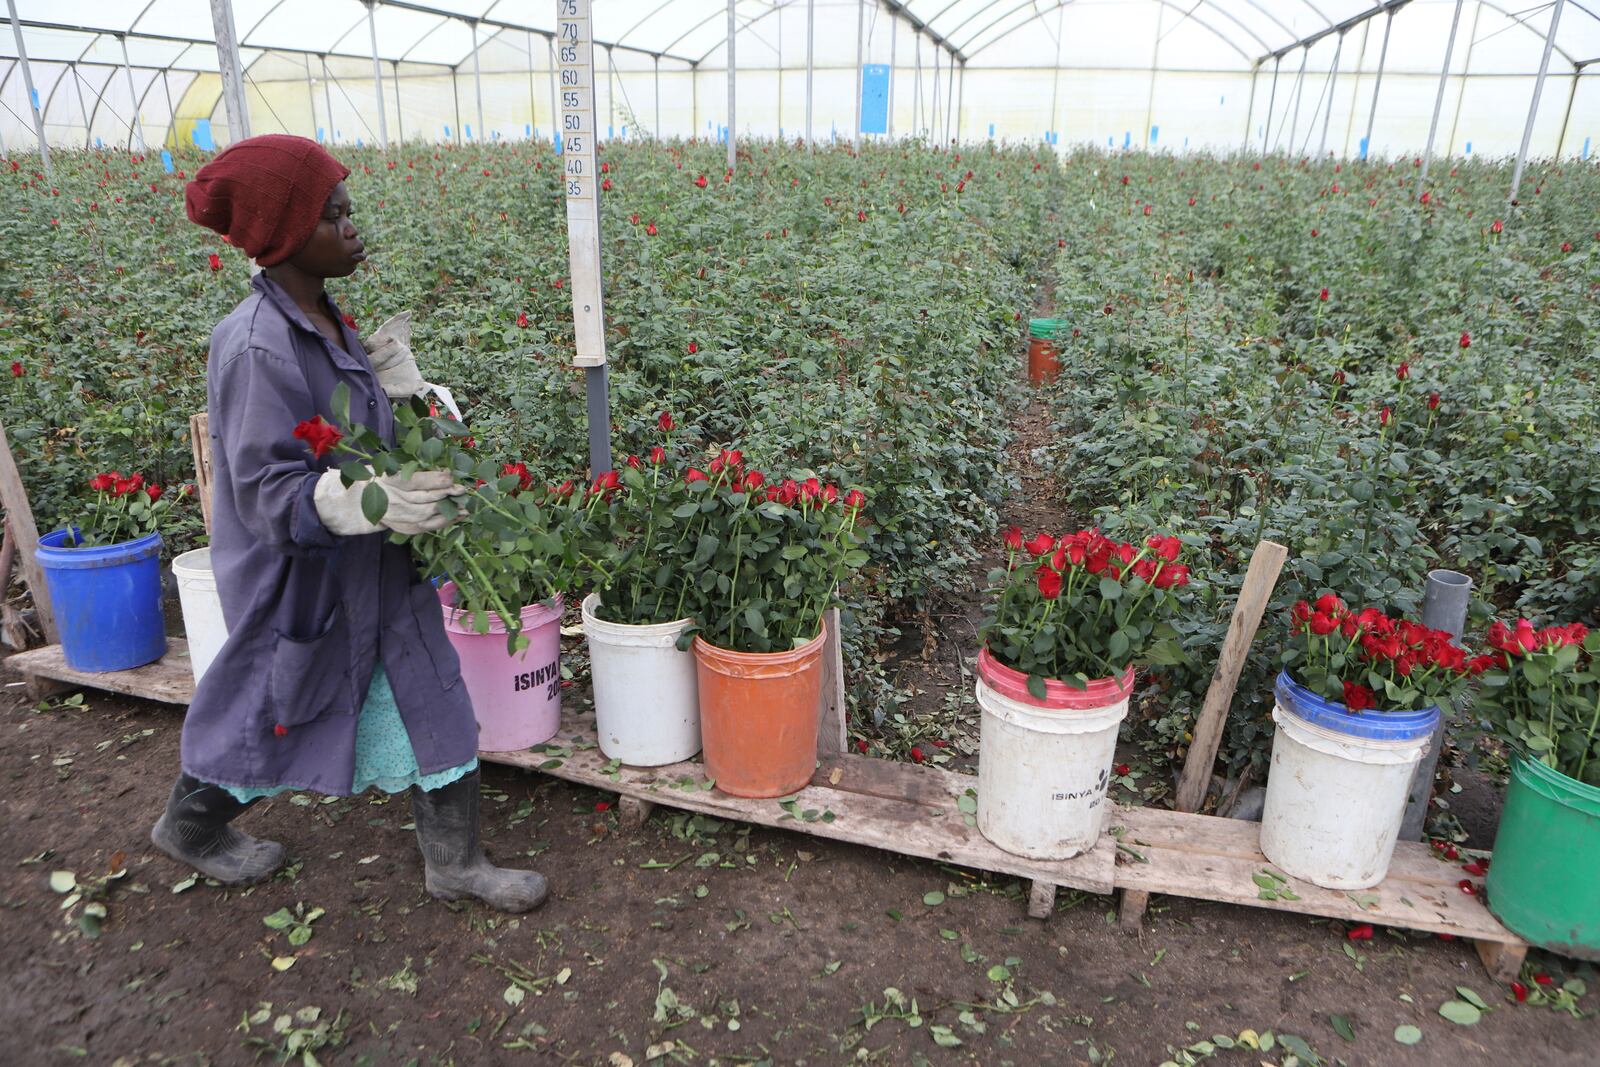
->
[[313, 468, 465, 537], [363, 312, 463, 420]]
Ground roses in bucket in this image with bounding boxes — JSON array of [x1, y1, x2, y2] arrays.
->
[[295, 385, 608, 654], [667, 443, 869, 654], [59, 470, 192, 547], [1282, 594, 1473, 713], [1473, 619, 1599, 785], [980, 528, 1192, 697]]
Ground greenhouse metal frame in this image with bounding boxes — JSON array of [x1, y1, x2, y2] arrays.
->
[[2, 1, 1596, 178]]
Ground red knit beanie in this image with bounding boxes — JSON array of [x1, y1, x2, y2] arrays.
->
[[184, 135, 351, 267]]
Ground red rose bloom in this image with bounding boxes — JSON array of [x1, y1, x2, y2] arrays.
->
[[657, 411, 676, 432], [1341, 681, 1376, 713], [1036, 568, 1063, 600], [1004, 526, 1024, 551], [292, 416, 343, 459], [1024, 532, 1055, 556]]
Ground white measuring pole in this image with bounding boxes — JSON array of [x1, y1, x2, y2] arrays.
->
[[470, 20, 485, 141], [887, 11, 897, 139], [7, 0, 51, 177], [555, 0, 612, 475]]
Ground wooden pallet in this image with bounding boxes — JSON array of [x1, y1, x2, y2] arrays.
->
[[476, 713, 1524, 977], [1109, 805, 1526, 979], [484, 712, 1116, 901], [5, 639, 196, 703]]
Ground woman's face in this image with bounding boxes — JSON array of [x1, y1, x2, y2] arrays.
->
[[288, 181, 365, 278]]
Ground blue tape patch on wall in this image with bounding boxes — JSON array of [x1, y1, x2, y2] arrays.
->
[[860, 64, 889, 134], [1359, 136, 1369, 160], [192, 119, 215, 151], [443, 124, 451, 139], [465, 124, 473, 140], [160, 150, 174, 173], [317, 127, 326, 143], [1150, 125, 1159, 146]]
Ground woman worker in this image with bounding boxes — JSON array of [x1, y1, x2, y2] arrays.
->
[[149, 134, 545, 913]]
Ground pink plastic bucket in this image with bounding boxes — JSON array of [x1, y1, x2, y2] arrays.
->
[[437, 582, 563, 751]]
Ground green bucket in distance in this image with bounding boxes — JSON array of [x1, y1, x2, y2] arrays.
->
[[1028, 317, 1063, 340], [1485, 755, 1600, 959]]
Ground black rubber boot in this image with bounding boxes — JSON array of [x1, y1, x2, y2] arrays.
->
[[149, 772, 287, 886], [411, 769, 548, 912]]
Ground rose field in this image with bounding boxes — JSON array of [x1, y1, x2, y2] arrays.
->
[[3, 141, 1600, 1065]]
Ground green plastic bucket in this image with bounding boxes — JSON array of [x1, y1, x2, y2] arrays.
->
[[1028, 317, 1064, 340], [1485, 755, 1600, 960]]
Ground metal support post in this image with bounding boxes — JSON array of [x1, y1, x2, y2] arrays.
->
[[1420, 0, 1466, 186], [1143, 6, 1163, 150], [1261, 55, 1280, 152], [1555, 66, 1582, 157], [470, 20, 484, 141], [1285, 47, 1308, 154], [210, 0, 252, 141], [853, 0, 864, 150], [119, 35, 148, 152], [1364, 10, 1394, 159], [1317, 31, 1344, 160], [805, 0, 814, 148], [392, 60, 404, 143], [888, 9, 897, 138], [913, 32, 921, 136], [5, 0, 51, 177], [947, 60, 960, 143], [1446, 2, 1482, 157], [548, 37, 558, 144], [305, 55, 318, 137], [162, 70, 176, 148], [1242, 63, 1259, 150], [527, 32, 537, 137], [1340, 20, 1369, 158], [931, 45, 940, 141], [653, 55, 661, 139], [70, 64, 92, 148], [365, 1, 388, 149], [450, 65, 461, 144], [1049, 3, 1065, 145], [1509, 0, 1565, 202], [726, 0, 736, 169], [607, 45, 615, 137], [322, 55, 336, 143]]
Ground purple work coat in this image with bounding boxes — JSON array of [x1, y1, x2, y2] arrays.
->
[[179, 273, 478, 795]]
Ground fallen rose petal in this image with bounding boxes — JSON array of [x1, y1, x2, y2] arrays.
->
[[1511, 981, 1528, 1002]]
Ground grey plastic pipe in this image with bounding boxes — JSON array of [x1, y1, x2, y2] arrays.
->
[[1400, 569, 1474, 840]]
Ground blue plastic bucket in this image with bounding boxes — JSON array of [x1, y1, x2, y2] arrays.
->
[[36, 528, 168, 672]]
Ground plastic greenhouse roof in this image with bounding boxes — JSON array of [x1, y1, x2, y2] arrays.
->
[[4, 0, 1599, 74]]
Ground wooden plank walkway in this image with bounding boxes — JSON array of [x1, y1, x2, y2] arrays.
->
[[6, 639, 195, 703], [1, 648, 1526, 978]]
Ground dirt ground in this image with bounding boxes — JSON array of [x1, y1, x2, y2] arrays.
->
[[3, 398, 1595, 1067]]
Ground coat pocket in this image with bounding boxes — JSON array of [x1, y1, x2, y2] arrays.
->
[[268, 611, 353, 727]]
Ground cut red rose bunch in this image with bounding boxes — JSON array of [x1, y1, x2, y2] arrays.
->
[[1474, 618, 1599, 787], [981, 527, 1192, 696], [1283, 595, 1472, 714], [292, 387, 608, 655], [592, 413, 870, 654], [61, 469, 192, 548]]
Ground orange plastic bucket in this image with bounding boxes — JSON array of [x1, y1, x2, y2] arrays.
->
[[1027, 337, 1061, 384], [693, 624, 828, 798]]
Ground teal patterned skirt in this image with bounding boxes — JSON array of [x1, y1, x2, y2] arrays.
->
[[219, 662, 478, 803]]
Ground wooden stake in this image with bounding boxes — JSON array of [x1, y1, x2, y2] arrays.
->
[[189, 412, 214, 536], [1173, 540, 1288, 815], [1475, 938, 1528, 984], [817, 606, 847, 754], [0, 417, 58, 644], [1119, 889, 1150, 934]]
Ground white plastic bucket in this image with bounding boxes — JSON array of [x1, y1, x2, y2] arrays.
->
[[582, 593, 700, 766], [1259, 673, 1437, 890], [974, 649, 1134, 860], [172, 548, 227, 684]]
